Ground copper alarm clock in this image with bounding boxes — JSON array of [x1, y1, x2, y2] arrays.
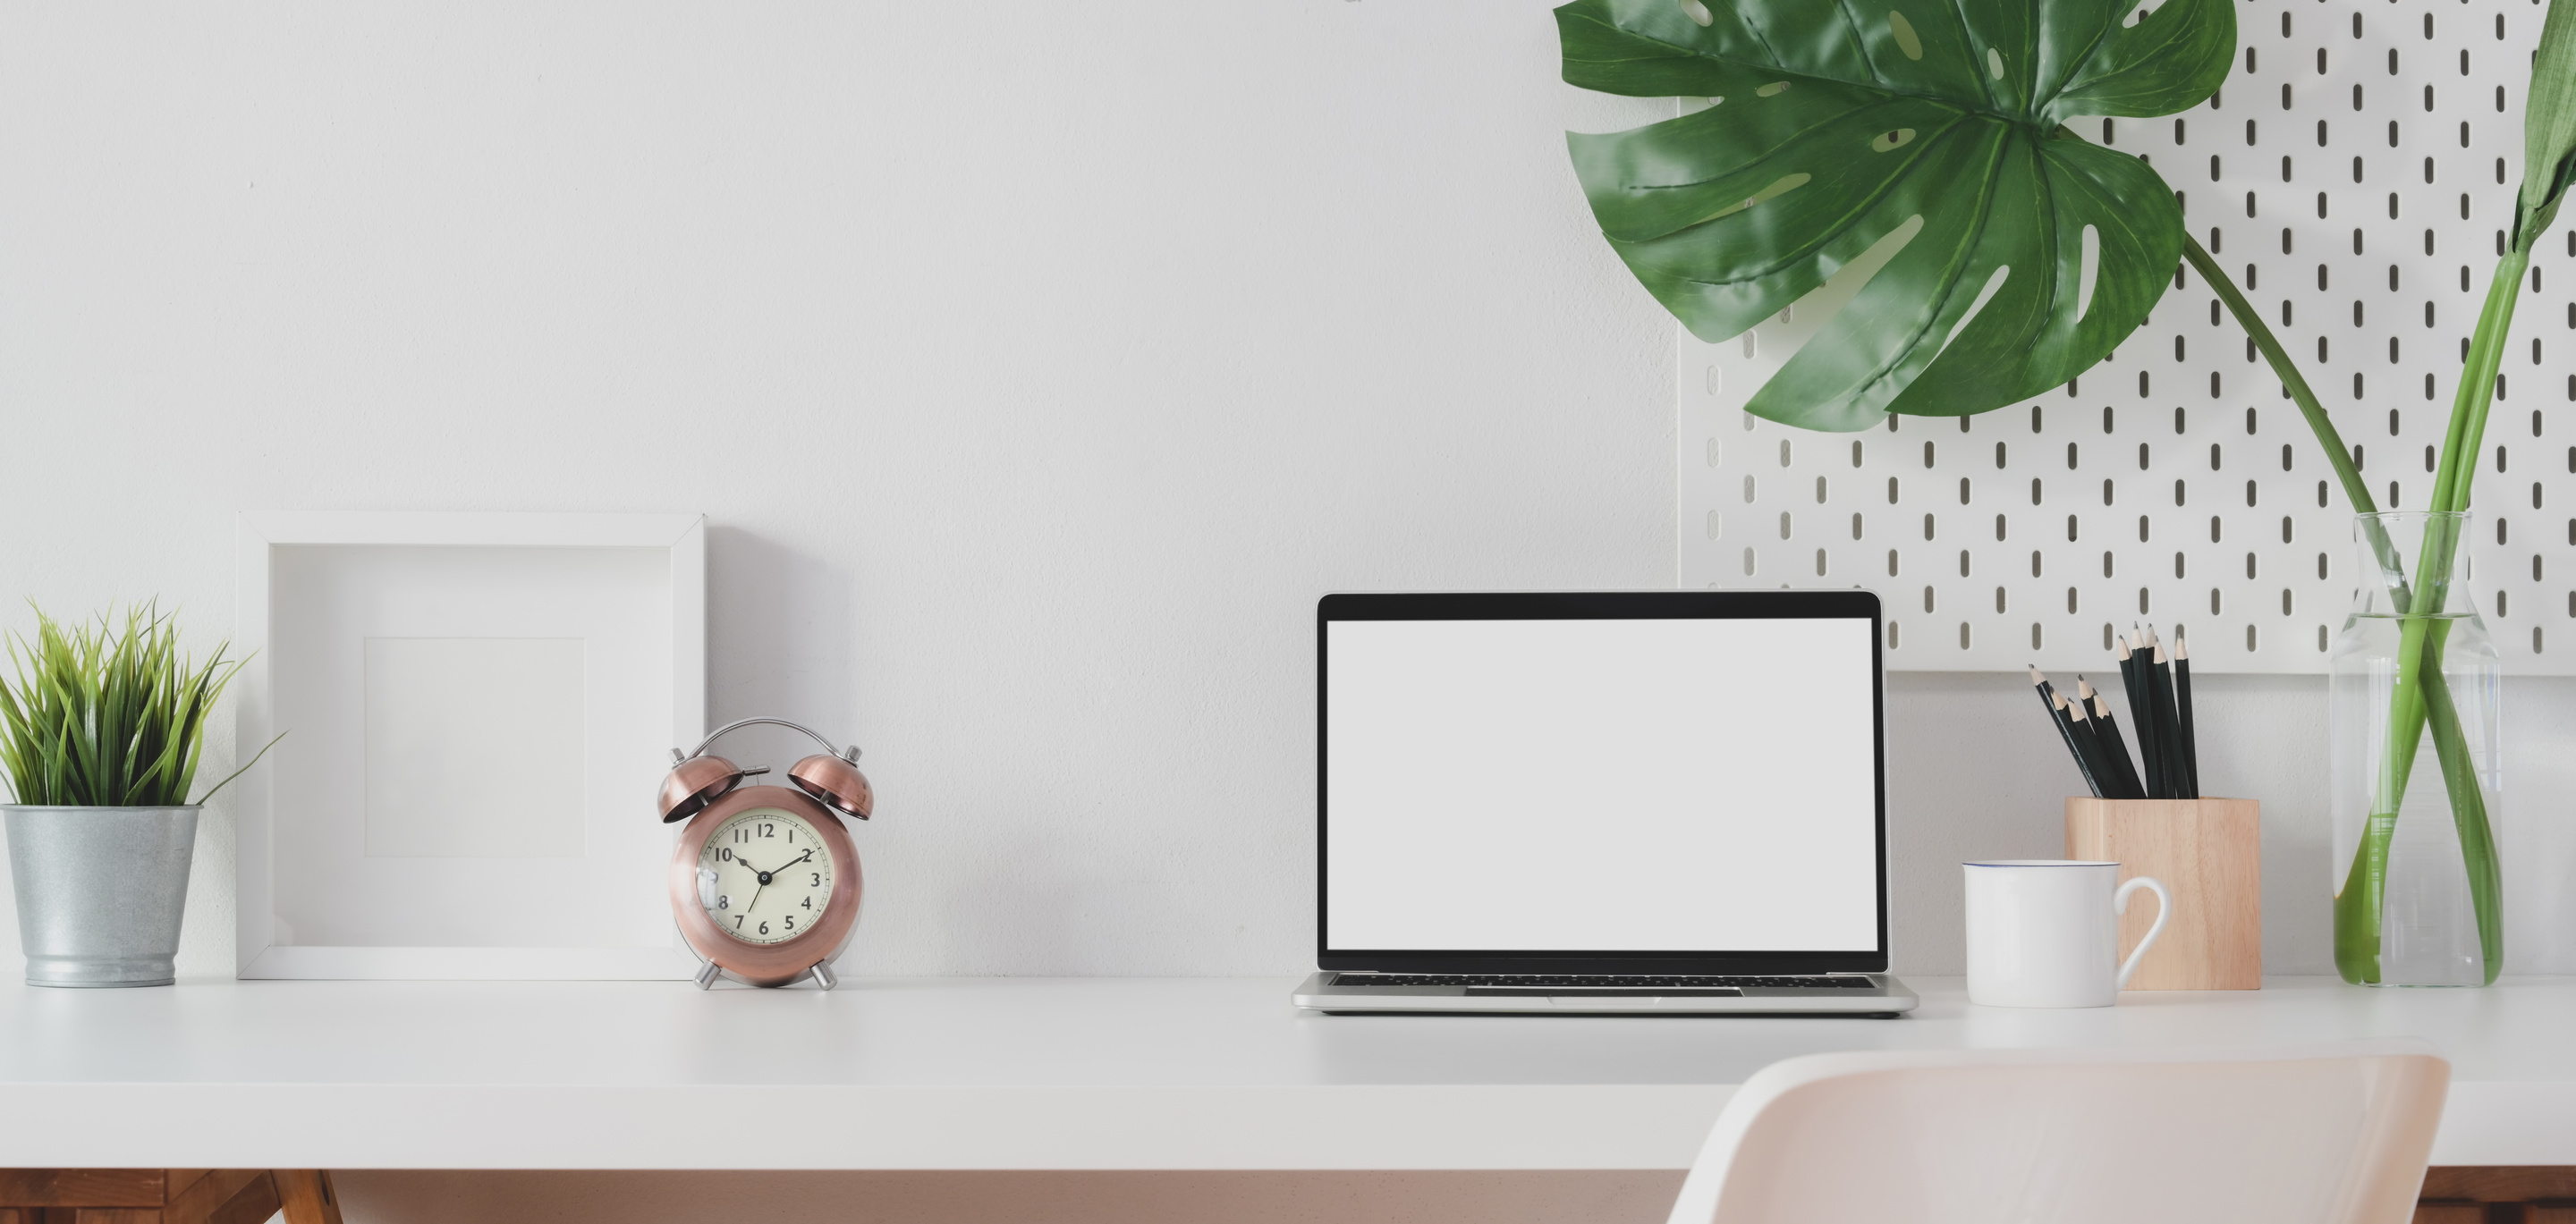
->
[[658, 718, 874, 989]]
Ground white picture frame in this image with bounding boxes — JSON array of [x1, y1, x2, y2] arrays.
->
[[233, 511, 706, 979]]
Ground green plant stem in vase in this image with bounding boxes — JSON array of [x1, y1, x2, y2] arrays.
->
[[2181, 0, 2572, 982], [1556, 0, 2576, 984], [2326, 512, 2501, 984], [2177, 229, 2509, 983]]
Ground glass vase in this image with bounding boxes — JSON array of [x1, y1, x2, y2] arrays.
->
[[2328, 511, 2503, 986]]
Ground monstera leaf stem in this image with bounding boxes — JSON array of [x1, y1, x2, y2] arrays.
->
[[2174, 232, 2374, 519]]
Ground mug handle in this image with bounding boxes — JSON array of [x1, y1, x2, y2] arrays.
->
[[2112, 875, 2173, 992]]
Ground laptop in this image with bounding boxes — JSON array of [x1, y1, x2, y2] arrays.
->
[[1292, 590, 1915, 1016]]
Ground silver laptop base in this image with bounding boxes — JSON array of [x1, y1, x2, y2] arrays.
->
[[1292, 971, 1918, 1016]]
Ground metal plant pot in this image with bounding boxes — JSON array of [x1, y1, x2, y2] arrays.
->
[[4, 806, 199, 987]]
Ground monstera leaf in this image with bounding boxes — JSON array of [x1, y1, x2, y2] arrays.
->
[[1559, 0, 2234, 430]]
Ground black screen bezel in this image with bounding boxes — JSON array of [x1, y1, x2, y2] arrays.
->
[[1315, 589, 1889, 975]]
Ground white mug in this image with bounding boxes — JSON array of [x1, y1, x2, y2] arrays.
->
[[1963, 860, 2171, 1008]]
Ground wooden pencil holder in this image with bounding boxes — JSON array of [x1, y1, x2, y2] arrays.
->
[[2063, 798, 2262, 990]]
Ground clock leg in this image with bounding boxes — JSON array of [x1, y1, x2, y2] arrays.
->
[[693, 960, 723, 991], [809, 960, 837, 992]]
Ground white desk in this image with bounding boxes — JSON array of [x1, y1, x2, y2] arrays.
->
[[1, 975, 2571, 1169]]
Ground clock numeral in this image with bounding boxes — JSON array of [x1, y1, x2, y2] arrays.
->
[[758, 823, 775, 839], [810, 873, 821, 887], [716, 895, 731, 910], [784, 915, 796, 931], [716, 848, 733, 863], [733, 829, 747, 844], [734, 916, 744, 929], [758, 922, 770, 935], [786, 828, 794, 843], [801, 897, 812, 910]]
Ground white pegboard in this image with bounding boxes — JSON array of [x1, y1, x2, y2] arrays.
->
[[1678, 0, 2570, 673]]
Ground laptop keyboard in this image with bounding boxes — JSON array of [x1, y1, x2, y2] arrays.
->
[[1334, 974, 1876, 990]]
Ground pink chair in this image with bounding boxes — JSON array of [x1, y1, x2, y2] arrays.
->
[[1666, 1042, 2450, 1224]]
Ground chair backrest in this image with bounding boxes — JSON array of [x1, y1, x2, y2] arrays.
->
[[1665, 1041, 2449, 1224]]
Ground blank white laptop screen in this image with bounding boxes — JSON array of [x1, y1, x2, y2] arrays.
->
[[1323, 615, 1879, 953]]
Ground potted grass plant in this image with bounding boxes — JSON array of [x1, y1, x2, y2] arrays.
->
[[0, 604, 273, 986], [1556, 0, 2576, 983]]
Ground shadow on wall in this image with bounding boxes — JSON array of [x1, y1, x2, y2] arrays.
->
[[334, 1170, 1687, 1224], [698, 528, 1208, 976], [706, 525, 862, 747], [1883, 670, 2351, 978], [1781, 668, 2576, 979]]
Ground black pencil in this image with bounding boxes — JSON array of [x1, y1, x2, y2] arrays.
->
[[2063, 684, 2125, 799], [2143, 627, 2190, 800], [2030, 666, 2105, 798], [2174, 635, 2199, 798], [2080, 678, 2145, 799], [2084, 685, 2144, 800], [2136, 626, 2171, 798], [2117, 633, 2166, 798], [2053, 688, 2110, 799]]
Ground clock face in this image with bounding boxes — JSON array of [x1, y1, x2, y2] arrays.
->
[[693, 806, 836, 945]]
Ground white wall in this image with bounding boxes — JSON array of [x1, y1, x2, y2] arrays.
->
[[0, 0, 1674, 980], [4, 0, 2571, 994]]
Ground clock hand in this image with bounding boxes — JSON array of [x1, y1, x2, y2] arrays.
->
[[737, 857, 786, 884], [746, 852, 816, 924], [721, 850, 809, 933], [716, 856, 767, 923], [740, 849, 811, 886], [723, 848, 812, 933]]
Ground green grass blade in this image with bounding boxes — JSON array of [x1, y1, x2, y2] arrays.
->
[[0, 603, 267, 812], [190, 732, 284, 806]]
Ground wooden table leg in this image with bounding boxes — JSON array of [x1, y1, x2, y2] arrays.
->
[[0, 1169, 335, 1224], [161, 1169, 276, 1224], [274, 1172, 343, 1224]]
